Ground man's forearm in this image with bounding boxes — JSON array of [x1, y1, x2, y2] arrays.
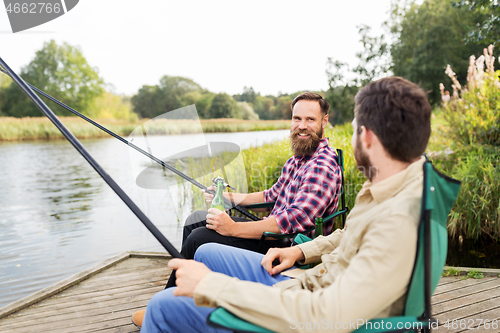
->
[[223, 191, 265, 206], [231, 216, 281, 239]]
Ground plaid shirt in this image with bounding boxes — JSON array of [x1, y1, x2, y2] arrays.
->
[[263, 138, 342, 237]]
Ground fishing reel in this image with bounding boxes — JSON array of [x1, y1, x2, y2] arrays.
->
[[212, 176, 236, 190]]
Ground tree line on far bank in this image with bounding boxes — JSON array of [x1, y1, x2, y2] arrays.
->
[[1, 0, 498, 125], [0, 40, 303, 123]]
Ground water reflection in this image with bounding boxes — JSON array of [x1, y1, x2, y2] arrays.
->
[[0, 130, 289, 308]]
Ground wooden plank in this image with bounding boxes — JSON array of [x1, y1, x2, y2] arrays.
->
[[1, 304, 152, 333], [434, 277, 495, 296], [0, 252, 171, 333], [36, 278, 167, 308], [2, 285, 165, 323], [435, 305, 500, 333], [437, 276, 466, 286], [435, 296, 500, 324], [433, 283, 500, 315], [48, 271, 168, 297], [0, 252, 130, 320], [0, 292, 154, 331], [432, 278, 500, 304]]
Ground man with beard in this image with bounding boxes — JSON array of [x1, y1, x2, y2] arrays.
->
[[131, 92, 342, 327], [140, 77, 433, 332], [167, 92, 341, 282]]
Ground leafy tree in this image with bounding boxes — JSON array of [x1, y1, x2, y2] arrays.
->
[[237, 101, 259, 120], [1, 40, 104, 117], [390, 0, 490, 104], [208, 93, 240, 118], [233, 86, 257, 104], [324, 25, 389, 125], [0, 74, 12, 116], [253, 96, 275, 120], [275, 95, 293, 119], [131, 75, 202, 118], [195, 93, 215, 119], [453, 0, 500, 47], [92, 92, 137, 121]]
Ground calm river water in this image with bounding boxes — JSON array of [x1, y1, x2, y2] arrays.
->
[[0, 130, 289, 308]]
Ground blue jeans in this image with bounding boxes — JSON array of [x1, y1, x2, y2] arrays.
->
[[141, 243, 291, 333]]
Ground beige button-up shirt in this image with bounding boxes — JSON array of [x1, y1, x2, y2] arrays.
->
[[194, 157, 425, 333]]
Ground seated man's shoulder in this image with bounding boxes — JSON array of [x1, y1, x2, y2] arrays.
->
[[376, 179, 423, 226], [312, 151, 341, 174]]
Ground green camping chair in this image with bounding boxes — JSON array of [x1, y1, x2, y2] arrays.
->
[[207, 158, 461, 333], [241, 148, 349, 252]]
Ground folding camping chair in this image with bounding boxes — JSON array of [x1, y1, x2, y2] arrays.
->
[[207, 158, 461, 333], [239, 148, 349, 252]]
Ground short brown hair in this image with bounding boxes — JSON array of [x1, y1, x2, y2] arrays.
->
[[354, 77, 431, 162], [291, 92, 330, 116]]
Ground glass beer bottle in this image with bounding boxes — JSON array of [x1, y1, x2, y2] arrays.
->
[[314, 217, 324, 238], [211, 177, 225, 212]]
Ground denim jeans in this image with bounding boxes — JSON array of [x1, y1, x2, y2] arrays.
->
[[141, 243, 291, 333]]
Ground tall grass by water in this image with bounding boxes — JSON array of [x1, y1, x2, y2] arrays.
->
[[0, 117, 291, 141], [187, 112, 500, 242]]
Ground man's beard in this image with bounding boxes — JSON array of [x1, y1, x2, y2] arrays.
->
[[354, 135, 375, 181], [290, 126, 323, 156]]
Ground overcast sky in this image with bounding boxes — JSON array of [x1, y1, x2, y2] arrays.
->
[[0, 0, 395, 97]]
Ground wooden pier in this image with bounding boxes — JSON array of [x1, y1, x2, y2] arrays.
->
[[0, 252, 171, 333], [0, 252, 499, 332]]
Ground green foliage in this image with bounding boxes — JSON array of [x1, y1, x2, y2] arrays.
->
[[253, 96, 276, 120], [0, 117, 140, 141], [442, 267, 461, 276], [92, 92, 138, 121], [428, 45, 500, 241], [431, 144, 500, 241], [453, 0, 500, 47], [275, 95, 293, 120], [325, 25, 389, 125], [390, 0, 490, 104], [131, 75, 202, 119], [208, 93, 240, 119], [442, 63, 500, 146], [1, 40, 105, 118], [237, 102, 259, 120], [233, 86, 257, 104], [0, 73, 12, 116], [467, 269, 485, 279]]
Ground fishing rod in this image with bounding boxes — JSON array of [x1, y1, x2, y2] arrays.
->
[[0, 58, 183, 259], [0, 68, 259, 221]]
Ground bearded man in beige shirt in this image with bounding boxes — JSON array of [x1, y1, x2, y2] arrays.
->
[[140, 76, 432, 333]]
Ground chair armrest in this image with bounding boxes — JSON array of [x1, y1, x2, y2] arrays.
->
[[262, 226, 315, 240], [323, 208, 349, 222], [207, 308, 273, 333], [241, 202, 275, 210]]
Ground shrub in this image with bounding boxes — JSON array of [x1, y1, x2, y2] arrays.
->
[[441, 45, 500, 146]]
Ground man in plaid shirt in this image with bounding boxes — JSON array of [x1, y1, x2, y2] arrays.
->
[[133, 92, 342, 327], [162, 92, 342, 285]]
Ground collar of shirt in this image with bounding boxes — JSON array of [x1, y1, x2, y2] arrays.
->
[[358, 156, 426, 204], [291, 137, 330, 168]]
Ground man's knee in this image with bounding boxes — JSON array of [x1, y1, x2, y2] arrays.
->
[[182, 227, 220, 259], [194, 243, 226, 262], [185, 210, 208, 226]]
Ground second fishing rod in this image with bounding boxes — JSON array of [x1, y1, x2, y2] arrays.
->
[[0, 68, 259, 221]]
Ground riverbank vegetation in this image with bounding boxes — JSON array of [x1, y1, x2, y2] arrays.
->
[[189, 44, 500, 243], [0, 117, 290, 141]]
